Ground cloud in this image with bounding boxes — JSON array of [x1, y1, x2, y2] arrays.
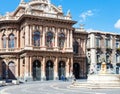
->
[[114, 19, 120, 29], [79, 10, 94, 22]]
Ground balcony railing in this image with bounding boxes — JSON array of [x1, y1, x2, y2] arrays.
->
[[0, 48, 20, 52], [0, 46, 71, 53]]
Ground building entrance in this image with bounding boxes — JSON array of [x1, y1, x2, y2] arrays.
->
[[58, 61, 65, 80], [8, 62, 16, 79], [2, 62, 6, 79], [73, 63, 80, 79], [32, 60, 41, 80], [46, 60, 54, 80]]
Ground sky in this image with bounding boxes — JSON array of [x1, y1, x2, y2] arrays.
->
[[0, 0, 120, 33]]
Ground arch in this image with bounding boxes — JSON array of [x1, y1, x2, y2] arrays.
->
[[46, 31, 54, 47], [2, 34, 6, 48], [8, 33, 15, 48], [2, 62, 6, 79], [8, 61, 16, 79], [73, 63, 80, 79], [58, 61, 65, 80], [58, 33, 65, 48], [32, 60, 41, 80], [73, 40, 79, 54], [46, 60, 54, 80], [33, 31, 40, 46]]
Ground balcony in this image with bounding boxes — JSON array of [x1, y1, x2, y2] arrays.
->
[[116, 48, 120, 54], [106, 47, 112, 54], [96, 46, 101, 50], [0, 48, 20, 53]]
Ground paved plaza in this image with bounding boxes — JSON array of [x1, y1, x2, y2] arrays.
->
[[0, 80, 120, 94]]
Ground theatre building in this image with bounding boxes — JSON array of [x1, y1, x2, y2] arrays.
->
[[0, 0, 87, 81]]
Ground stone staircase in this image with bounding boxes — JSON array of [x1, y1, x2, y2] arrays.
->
[[70, 81, 120, 89]]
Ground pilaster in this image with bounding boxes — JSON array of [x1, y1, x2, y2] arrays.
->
[[67, 29, 69, 48], [29, 26, 32, 46], [41, 57, 46, 80], [66, 58, 69, 78], [15, 59, 19, 78], [0, 34, 2, 49], [24, 56, 31, 81], [41, 26, 46, 50], [70, 58, 73, 78], [54, 57, 58, 80], [16, 29, 19, 48], [0, 60, 2, 79], [25, 25, 29, 47]]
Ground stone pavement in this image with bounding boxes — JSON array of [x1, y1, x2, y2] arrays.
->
[[0, 80, 120, 94]]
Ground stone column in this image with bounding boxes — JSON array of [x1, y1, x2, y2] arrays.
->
[[54, 57, 58, 80], [25, 25, 29, 46], [29, 56, 32, 78], [67, 29, 69, 48], [55, 29, 58, 49], [41, 57, 46, 80], [15, 59, 19, 78], [70, 57, 73, 78], [0, 33, 2, 49], [6, 37, 8, 50], [24, 56, 29, 81], [29, 26, 32, 46], [20, 59, 23, 78], [89, 33, 97, 74], [0, 60, 2, 79], [20, 29, 23, 48], [90, 49, 97, 74], [66, 58, 69, 78], [70, 30, 73, 48], [16, 29, 19, 49], [41, 26, 46, 50]]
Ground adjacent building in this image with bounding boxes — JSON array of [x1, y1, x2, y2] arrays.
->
[[87, 30, 120, 74]]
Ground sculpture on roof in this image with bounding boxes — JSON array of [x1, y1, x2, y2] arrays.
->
[[66, 10, 71, 18], [20, 0, 24, 3], [25, 3, 32, 14]]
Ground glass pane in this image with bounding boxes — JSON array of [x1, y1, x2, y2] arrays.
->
[[33, 31, 40, 46], [9, 34, 15, 48]]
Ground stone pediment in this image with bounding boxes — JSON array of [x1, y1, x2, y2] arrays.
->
[[0, 0, 71, 22], [13, 0, 63, 17]]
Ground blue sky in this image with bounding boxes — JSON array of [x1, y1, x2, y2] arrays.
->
[[0, 0, 120, 33]]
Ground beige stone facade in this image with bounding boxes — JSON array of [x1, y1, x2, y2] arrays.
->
[[87, 30, 120, 74], [0, 0, 87, 81]]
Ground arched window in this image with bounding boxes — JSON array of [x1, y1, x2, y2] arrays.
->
[[46, 32, 54, 47], [59, 33, 65, 48], [8, 34, 15, 48], [33, 31, 40, 46], [73, 41, 79, 54], [2, 34, 6, 48]]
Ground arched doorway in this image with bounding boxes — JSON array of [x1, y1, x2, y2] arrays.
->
[[58, 61, 65, 80], [73, 63, 80, 79], [8, 62, 16, 79], [46, 60, 54, 80], [2, 62, 6, 79], [32, 60, 41, 81]]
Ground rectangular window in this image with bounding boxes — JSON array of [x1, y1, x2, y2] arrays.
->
[[116, 55, 120, 63], [96, 38, 100, 47], [87, 38, 90, 48], [116, 40, 120, 48], [106, 39, 110, 48]]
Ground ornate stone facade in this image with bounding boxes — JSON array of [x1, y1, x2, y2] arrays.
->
[[87, 30, 120, 74], [0, 0, 87, 81]]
